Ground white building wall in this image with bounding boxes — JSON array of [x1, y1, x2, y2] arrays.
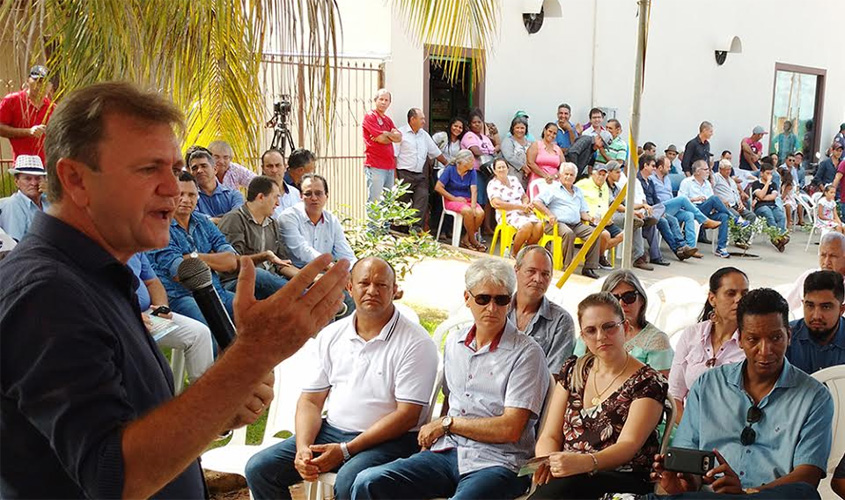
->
[[337, 0, 844, 158]]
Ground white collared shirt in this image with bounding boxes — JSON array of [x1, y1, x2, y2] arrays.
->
[[303, 308, 439, 432], [278, 203, 357, 268], [274, 182, 301, 216], [394, 124, 443, 173], [678, 176, 714, 202]]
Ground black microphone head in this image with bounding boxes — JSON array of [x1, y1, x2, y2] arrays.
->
[[177, 257, 213, 291]]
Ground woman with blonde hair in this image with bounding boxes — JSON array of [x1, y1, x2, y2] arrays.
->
[[530, 292, 667, 499]]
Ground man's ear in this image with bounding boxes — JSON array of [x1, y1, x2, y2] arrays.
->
[[54, 158, 92, 208]]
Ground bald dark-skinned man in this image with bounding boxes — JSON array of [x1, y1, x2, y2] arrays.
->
[[246, 257, 438, 500]]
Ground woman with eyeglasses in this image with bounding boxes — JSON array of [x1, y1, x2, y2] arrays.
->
[[530, 292, 667, 499], [573, 270, 673, 377], [668, 267, 749, 421]]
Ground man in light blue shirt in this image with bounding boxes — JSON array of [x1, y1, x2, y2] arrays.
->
[[0, 155, 50, 241], [278, 173, 357, 269], [188, 149, 244, 221], [533, 163, 602, 279], [653, 288, 833, 498], [679, 160, 732, 257], [787, 270, 845, 374]]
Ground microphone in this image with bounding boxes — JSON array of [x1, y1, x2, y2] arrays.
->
[[177, 257, 236, 349]]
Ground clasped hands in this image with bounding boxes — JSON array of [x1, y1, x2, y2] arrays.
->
[[294, 444, 347, 481]]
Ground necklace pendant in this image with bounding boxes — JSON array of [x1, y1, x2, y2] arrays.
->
[[591, 397, 601, 406]]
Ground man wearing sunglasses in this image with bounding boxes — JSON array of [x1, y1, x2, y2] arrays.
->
[[652, 288, 833, 498], [786, 270, 845, 374], [352, 258, 549, 499]]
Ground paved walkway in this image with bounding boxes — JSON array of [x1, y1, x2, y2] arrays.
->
[[399, 228, 819, 318]]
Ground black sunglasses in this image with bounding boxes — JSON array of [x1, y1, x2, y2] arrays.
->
[[612, 290, 639, 305], [740, 405, 763, 446], [468, 290, 512, 307]]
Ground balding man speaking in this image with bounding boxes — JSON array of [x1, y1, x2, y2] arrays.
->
[[787, 232, 845, 311]]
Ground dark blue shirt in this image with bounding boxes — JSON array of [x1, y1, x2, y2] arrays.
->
[[147, 212, 237, 302], [638, 173, 659, 206], [787, 317, 845, 374], [197, 181, 244, 217], [0, 212, 205, 498], [438, 164, 477, 200], [813, 158, 837, 188]]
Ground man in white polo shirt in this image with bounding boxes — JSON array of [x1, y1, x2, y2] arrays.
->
[[245, 257, 438, 500], [395, 108, 447, 230]]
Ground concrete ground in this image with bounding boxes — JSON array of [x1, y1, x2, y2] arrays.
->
[[399, 227, 819, 318]]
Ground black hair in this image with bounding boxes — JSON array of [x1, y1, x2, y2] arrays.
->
[[589, 107, 604, 118], [543, 122, 558, 133], [288, 148, 316, 170], [700, 267, 748, 322], [558, 103, 571, 112], [188, 149, 213, 166], [804, 270, 845, 303], [736, 288, 789, 336], [468, 108, 485, 125], [447, 117, 466, 141], [510, 116, 529, 135], [246, 175, 279, 202], [301, 173, 329, 195], [178, 171, 198, 185], [406, 108, 421, 123], [185, 146, 211, 167], [638, 153, 655, 170], [721, 150, 731, 157], [759, 162, 775, 173], [643, 141, 656, 151], [260, 148, 283, 165]]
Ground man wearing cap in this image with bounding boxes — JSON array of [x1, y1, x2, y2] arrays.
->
[[739, 126, 768, 173], [665, 145, 682, 174], [554, 104, 579, 153], [0, 155, 50, 241], [835, 124, 845, 152], [0, 65, 54, 162], [771, 120, 800, 158], [575, 163, 623, 269], [813, 141, 842, 192], [682, 121, 713, 177]]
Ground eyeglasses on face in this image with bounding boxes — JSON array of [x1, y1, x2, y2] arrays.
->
[[302, 190, 325, 198], [740, 404, 763, 446], [612, 290, 639, 305], [580, 320, 623, 338], [468, 290, 511, 307]]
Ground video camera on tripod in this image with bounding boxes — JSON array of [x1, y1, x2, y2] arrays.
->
[[266, 94, 295, 157]]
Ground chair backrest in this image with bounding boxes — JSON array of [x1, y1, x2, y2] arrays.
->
[[659, 395, 678, 454], [534, 372, 557, 435], [645, 277, 706, 328], [263, 339, 320, 443], [432, 314, 473, 354], [811, 365, 845, 473], [394, 303, 420, 325]]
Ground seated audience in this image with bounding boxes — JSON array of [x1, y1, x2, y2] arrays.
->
[[780, 171, 799, 229], [526, 122, 564, 194], [260, 148, 301, 213], [508, 245, 575, 372], [461, 109, 496, 234], [500, 116, 531, 185], [575, 164, 623, 269], [554, 103, 579, 154], [148, 172, 237, 325], [487, 158, 543, 255], [816, 183, 845, 234], [580, 107, 606, 138], [279, 173, 356, 270], [653, 289, 833, 497], [351, 258, 549, 500], [751, 163, 790, 251], [188, 149, 244, 221], [713, 159, 756, 223], [284, 148, 316, 190], [574, 270, 673, 376], [0, 155, 49, 241], [787, 270, 845, 373], [792, 150, 807, 189], [642, 141, 657, 156], [669, 267, 749, 419], [434, 150, 485, 251], [431, 117, 466, 230], [245, 257, 438, 500], [218, 176, 298, 299], [128, 252, 213, 384], [606, 160, 666, 268], [533, 163, 602, 279], [678, 160, 732, 258], [594, 119, 628, 169], [665, 144, 682, 174], [531, 292, 667, 499], [209, 139, 256, 190], [811, 141, 842, 191], [787, 231, 845, 310], [565, 131, 612, 180]]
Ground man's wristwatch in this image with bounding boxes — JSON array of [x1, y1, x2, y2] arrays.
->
[[189, 251, 199, 259], [441, 416, 453, 435], [340, 442, 351, 462]]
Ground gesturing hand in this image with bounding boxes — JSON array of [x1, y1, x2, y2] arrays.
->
[[233, 254, 349, 365]]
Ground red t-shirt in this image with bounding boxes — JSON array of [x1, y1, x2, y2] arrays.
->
[[362, 110, 396, 170], [0, 90, 54, 162]]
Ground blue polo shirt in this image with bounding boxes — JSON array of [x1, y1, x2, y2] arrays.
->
[[127, 253, 157, 310], [787, 318, 845, 374], [674, 359, 833, 488], [554, 122, 578, 150], [438, 164, 477, 200], [147, 212, 237, 301], [196, 181, 244, 217], [0, 212, 206, 498], [536, 182, 589, 225]]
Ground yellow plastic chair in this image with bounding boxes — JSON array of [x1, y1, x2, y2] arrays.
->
[[575, 236, 615, 267], [489, 209, 518, 257], [534, 210, 563, 270]]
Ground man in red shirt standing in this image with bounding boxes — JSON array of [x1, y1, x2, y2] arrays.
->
[[0, 66, 54, 162], [362, 89, 402, 204]]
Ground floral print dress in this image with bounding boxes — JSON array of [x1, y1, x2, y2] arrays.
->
[[558, 356, 668, 473]]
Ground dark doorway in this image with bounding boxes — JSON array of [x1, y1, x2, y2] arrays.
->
[[427, 57, 474, 135]]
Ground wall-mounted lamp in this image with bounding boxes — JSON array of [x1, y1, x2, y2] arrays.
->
[[522, 0, 562, 34], [715, 36, 742, 65]]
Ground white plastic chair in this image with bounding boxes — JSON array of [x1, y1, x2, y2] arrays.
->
[[394, 303, 420, 325], [645, 277, 706, 332], [431, 313, 473, 353], [201, 339, 319, 476], [170, 348, 187, 395], [528, 178, 556, 201], [812, 365, 845, 500], [436, 204, 464, 248]]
